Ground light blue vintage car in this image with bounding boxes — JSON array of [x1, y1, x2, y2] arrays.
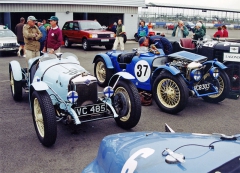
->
[[9, 52, 141, 147], [82, 124, 240, 173]]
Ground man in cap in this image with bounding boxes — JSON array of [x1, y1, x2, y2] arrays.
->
[[42, 16, 62, 54], [23, 16, 42, 67]]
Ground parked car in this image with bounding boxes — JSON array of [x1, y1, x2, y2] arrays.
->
[[184, 21, 195, 31], [9, 52, 141, 147], [0, 25, 19, 55], [93, 47, 230, 114], [62, 20, 115, 50], [165, 23, 175, 30], [170, 37, 240, 98], [82, 124, 240, 173]]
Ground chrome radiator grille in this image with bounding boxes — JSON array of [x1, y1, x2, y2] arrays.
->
[[3, 43, 17, 47], [98, 34, 110, 38]]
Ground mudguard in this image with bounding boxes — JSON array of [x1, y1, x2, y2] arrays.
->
[[9, 60, 22, 81], [93, 54, 114, 69], [28, 56, 40, 69], [203, 60, 227, 70], [151, 65, 181, 84], [115, 72, 135, 80], [31, 81, 49, 91]]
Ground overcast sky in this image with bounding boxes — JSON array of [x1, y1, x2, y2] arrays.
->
[[145, 0, 240, 10]]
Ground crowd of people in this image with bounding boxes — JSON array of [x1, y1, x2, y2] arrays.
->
[[15, 15, 62, 68]]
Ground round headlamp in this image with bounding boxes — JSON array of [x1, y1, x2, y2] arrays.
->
[[67, 91, 78, 103], [103, 86, 114, 98], [190, 69, 202, 81], [209, 67, 219, 79]]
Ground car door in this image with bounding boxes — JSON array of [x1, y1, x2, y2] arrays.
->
[[72, 22, 81, 43], [67, 22, 75, 42]]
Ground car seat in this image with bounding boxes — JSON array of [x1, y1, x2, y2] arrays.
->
[[118, 52, 137, 69], [180, 38, 195, 49]]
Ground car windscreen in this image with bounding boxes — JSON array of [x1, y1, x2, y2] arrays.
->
[[188, 22, 195, 26], [79, 21, 102, 30], [0, 30, 16, 37]]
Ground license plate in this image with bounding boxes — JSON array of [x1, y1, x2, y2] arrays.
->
[[75, 103, 106, 116], [223, 53, 240, 62], [194, 84, 210, 91], [101, 39, 109, 42]]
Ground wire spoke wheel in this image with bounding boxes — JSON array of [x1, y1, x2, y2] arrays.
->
[[96, 61, 106, 83], [157, 79, 180, 108], [208, 76, 224, 98], [34, 98, 45, 138]]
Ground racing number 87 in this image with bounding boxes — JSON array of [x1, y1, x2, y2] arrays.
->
[[137, 64, 148, 77]]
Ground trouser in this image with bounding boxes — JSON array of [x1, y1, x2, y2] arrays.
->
[[47, 47, 61, 53], [112, 36, 124, 51], [25, 49, 40, 68], [40, 42, 45, 56]]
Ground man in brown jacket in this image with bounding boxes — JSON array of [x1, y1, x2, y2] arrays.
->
[[23, 16, 42, 68], [15, 17, 25, 57]]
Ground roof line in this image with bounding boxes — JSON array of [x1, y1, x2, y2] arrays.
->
[[146, 3, 240, 13]]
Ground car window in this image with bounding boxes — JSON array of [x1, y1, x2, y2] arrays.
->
[[79, 21, 102, 30], [73, 22, 79, 31], [62, 23, 69, 30], [68, 22, 74, 30], [0, 30, 16, 37]]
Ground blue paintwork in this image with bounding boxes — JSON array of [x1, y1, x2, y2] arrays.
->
[[9, 60, 22, 81], [202, 60, 228, 70], [82, 132, 240, 173], [98, 49, 227, 94], [93, 53, 114, 69]]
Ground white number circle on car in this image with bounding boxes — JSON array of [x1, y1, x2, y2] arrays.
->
[[134, 60, 151, 82]]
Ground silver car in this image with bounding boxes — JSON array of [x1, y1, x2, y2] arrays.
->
[[0, 25, 19, 54]]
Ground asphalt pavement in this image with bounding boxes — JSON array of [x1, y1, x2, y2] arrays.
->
[[1, 29, 240, 173]]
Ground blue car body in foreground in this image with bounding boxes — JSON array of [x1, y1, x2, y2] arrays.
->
[[83, 131, 240, 173]]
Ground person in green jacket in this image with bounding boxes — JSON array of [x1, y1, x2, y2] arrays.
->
[[172, 20, 189, 38], [192, 22, 205, 40], [198, 20, 206, 35]]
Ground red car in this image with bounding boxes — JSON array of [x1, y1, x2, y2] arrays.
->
[[165, 23, 175, 30], [62, 20, 115, 50]]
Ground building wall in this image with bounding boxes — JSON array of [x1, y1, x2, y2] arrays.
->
[[124, 14, 138, 39]]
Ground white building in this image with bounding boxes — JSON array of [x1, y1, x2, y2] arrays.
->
[[0, 0, 145, 39]]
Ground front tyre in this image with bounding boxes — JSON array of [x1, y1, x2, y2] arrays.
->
[[82, 39, 90, 50], [202, 70, 230, 103], [64, 37, 72, 48], [94, 57, 113, 87], [9, 66, 22, 101], [153, 71, 189, 114], [31, 90, 57, 147], [113, 79, 141, 129]]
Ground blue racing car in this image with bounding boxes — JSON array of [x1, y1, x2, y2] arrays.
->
[[93, 41, 230, 114], [82, 124, 240, 173]]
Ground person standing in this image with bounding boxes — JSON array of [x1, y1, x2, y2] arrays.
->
[[147, 22, 153, 30], [23, 16, 42, 67], [198, 20, 206, 36], [37, 21, 47, 56], [172, 20, 189, 38], [43, 16, 62, 54], [222, 25, 229, 37], [137, 21, 149, 39], [192, 22, 205, 40], [213, 26, 223, 38], [15, 17, 25, 57], [112, 19, 125, 51]]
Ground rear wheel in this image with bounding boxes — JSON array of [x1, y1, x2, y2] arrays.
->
[[31, 90, 57, 147], [9, 66, 22, 101], [202, 70, 230, 103], [94, 57, 113, 87], [64, 37, 72, 48], [113, 79, 141, 129], [134, 33, 139, 42], [153, 71, 189, 114], [82, 39, 90, 50]]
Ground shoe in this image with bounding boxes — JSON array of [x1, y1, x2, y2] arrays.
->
[[23, 55, 26, 58], [17, 51, 20, 57]]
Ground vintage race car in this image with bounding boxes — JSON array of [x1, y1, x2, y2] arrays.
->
[[9, 52, 141, 147], [170, 37, 240, 98], [82, 124, 240, 173], [93, 47, 230, 114]]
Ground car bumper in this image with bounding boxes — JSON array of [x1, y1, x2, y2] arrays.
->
[[88, 38, 115, 45]]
